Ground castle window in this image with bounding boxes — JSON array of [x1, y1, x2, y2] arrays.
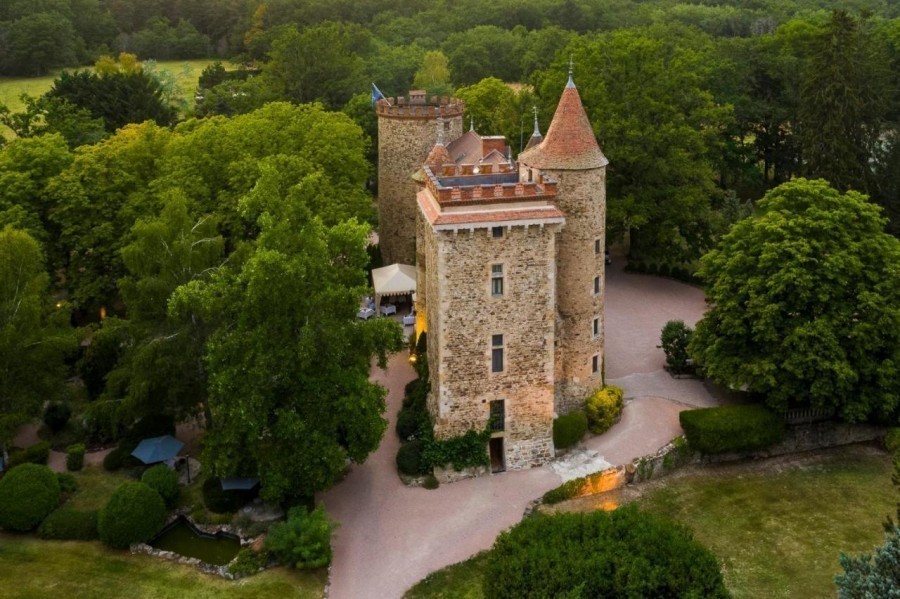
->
[[594, 276, 600, 295], [592, 354, 599, 374], [492, 226, 504, 238], [491, 334, 505, 373], [595, 239, 601, 254], [593, 317, 600, 338], [491, 264, 504, 296], [489, 400, 505, 431]]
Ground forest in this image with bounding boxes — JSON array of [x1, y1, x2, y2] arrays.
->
[[1, 0, 899, 501]]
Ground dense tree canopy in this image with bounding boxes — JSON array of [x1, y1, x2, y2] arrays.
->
[[690, 179, 900, 422]]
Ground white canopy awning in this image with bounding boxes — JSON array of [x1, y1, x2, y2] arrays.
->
[[372, 263, 417, 297]]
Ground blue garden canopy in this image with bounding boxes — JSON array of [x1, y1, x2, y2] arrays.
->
[[221, 477, 260, 491], [131, 435, 184, 464]]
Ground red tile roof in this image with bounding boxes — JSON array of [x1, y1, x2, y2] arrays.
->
[[519, 82, 608, 170], [424, 142, 451, 168]]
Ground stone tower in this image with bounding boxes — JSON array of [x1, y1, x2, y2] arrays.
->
[[376, 91, 464, 265], [519, 73, 608, 414]]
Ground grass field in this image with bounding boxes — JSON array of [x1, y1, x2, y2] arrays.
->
[[0, 535, 326, 599], [405, 446, 896, 598]]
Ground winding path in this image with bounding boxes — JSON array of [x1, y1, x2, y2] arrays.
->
[[321, 257, 724, 598]]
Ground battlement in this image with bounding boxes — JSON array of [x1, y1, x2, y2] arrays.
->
[[423, 164, 558, 206], [376, 95, 464, 119]]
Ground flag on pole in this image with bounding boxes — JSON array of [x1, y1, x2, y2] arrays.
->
[[371, 83, 386, 106]]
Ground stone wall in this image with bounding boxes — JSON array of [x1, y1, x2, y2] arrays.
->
[[540, 165, 607, 413], [424, 223, 561, 471], [378, 114, 463, 265]]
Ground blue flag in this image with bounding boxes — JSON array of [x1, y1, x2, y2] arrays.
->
[[371, 83, 385, 106]]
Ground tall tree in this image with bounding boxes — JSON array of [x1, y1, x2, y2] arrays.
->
[[171, 187, 402, 504], [690, 179, 900, 422], [0, 228, 73, 443], [800, 11, 891, 193]]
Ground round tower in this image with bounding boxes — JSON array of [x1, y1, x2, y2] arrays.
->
[[519, 73, 609, 413], [376, 91, 464, 265]]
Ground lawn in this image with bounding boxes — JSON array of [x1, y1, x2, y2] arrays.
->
[[67, 465, 132, 511], [405, 446, 896, 598], [0, 534, 326, 599]]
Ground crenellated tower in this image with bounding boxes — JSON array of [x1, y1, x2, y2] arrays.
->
[[376, 91, 464, 265], [519, 72, 608, 414]]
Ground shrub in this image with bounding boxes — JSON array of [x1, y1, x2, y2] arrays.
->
[[396, 440, 429, 476], [542, 478, 585, 505], [141, 464, 180, 508], [659, 263, 672, 277], [423, 474, 439, 489], [8, 441, 51, 467], [102, 438, 142, 471], [202, 477, 254, 514], [885, 428, 900, 455], [553, 411, 588, 449], [483, 505, 729, 598], [44, 402, 72, 433], [422, 429, 491, 471], [98, 482, 166, 549], [0, 464, 61, 531], [396, 399, 429, 441], [659, 320, 694, 375], [229, 547, 266, 577], [66, 443, 86, 471], [679, 404, 784, 455], [585, 386, 624, 434], [266, 505, 334, 569], [38, 508, 99, 540]]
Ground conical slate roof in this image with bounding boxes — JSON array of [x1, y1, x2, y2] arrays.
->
[[519, 79, 608, 170]]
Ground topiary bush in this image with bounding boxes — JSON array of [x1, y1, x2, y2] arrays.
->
[[98, 482, 166, 549], [66, 443, 86, 471], [38, 508, 99, 540], [660, 320, 694, 375], [553, 411, 588, 449], [483, 505, 729, 598], [0, 463, 61, 532], [266, 505, 334, 569], [585, 386, 624, 434], [44, 402, 72, 433], [679, 404, 784, 455], [141, 464, 180, 508], [56, 472, 78, 499], [8, 441, 51, 467], [202, 477, 254, 514], [396, 439, 429, 476]]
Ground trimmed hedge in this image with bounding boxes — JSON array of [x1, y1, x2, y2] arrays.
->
[[98, 482, 166, 549], [0, 463, 61, 532], [542, 478, 585, 505], [483, 506, 729, 598], [396, 439, 429, 476], [38, 508, 99, 540], [585, 386, 624, 434], [67, 443, 86, 471], [141, 464, 180, 508], [679, 404, 784, 455], [553, 411, 588, 449], [8, 441, 51, 467]]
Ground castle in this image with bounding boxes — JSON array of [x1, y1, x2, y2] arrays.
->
[[376, 73, 607, 473]]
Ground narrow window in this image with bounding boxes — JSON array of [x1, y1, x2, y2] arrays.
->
[[593, 317, 600, 338], [595, 239, 601, 255], [491, 264, 504, 296], [489, 400, 505, 431], [492, 226, 504, 238], [492, 334, 504, 373], [593, 276, 600, 295], [592, 354, 599, 374]]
